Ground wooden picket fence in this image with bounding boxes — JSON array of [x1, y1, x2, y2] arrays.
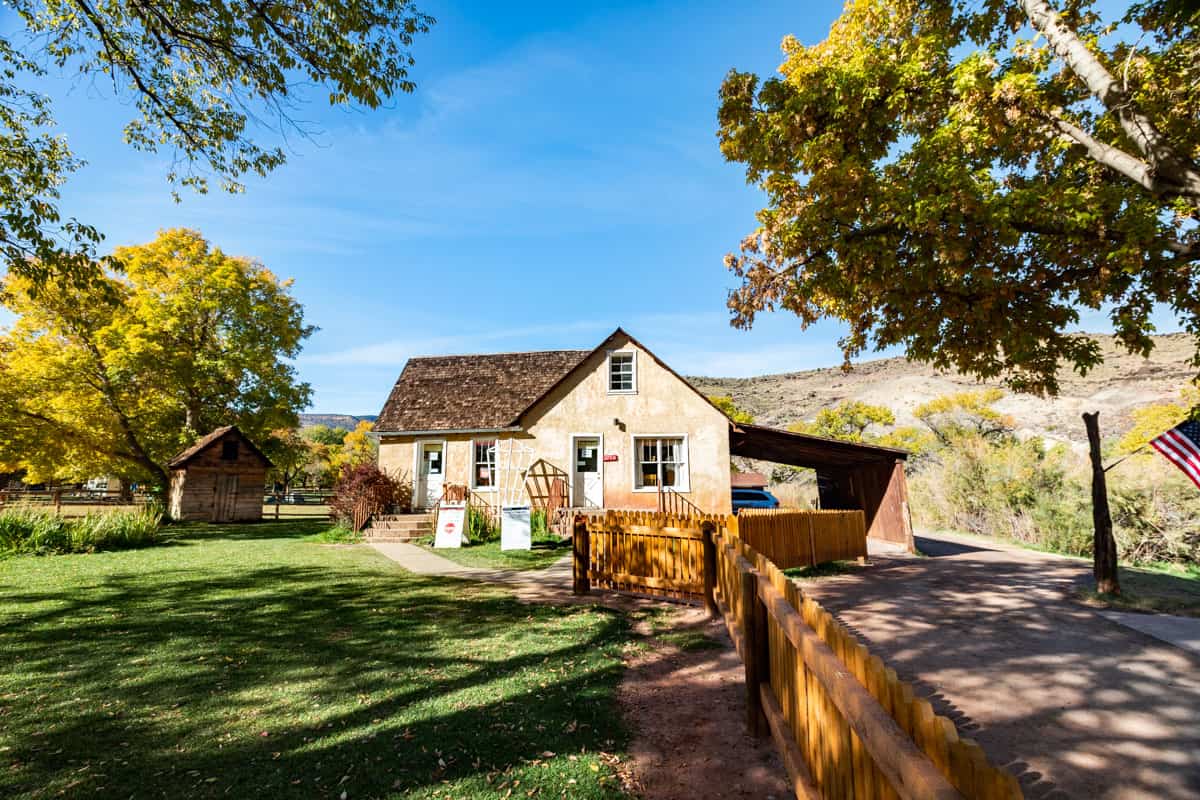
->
[[580, 510, 726, 601], [738, 509, 867, 568], [573, 512, 1023, 800]]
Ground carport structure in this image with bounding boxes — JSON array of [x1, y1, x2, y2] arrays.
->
[[729, 422, 914, 551]]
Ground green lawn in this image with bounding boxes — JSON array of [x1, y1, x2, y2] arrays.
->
[[420, 534, 571, 571], [0, 521, 630, 799]]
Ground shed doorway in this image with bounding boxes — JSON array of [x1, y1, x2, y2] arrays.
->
[[214, 474, 239, 522]]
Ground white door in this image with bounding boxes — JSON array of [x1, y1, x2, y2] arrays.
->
[[417, 442, 445, 509], [572, 437, 602, 508]]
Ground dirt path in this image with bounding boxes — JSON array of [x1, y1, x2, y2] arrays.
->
[[801, 532, 1200, 800], [614, 607, 791, 800]]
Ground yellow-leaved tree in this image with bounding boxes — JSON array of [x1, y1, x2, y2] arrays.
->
[[0, 229, 313, 489]]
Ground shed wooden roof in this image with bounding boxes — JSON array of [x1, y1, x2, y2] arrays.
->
[[374, 350, 590, 433], [167, 425, 273, 469], [730, 423, 907, 470]]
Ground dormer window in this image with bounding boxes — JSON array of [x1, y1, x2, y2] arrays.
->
[[608, 351, 636, 393]]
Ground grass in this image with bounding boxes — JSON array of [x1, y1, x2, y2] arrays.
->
[[629, 607, 722, 652], [0, 520, 631, 799], [0, 506, 162, 557], [1076, 562, 1200, 617], [419, 534, 571, 571], [783, 560, 866, 581]]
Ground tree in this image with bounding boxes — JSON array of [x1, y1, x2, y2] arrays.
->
[[788, 400, 895, 442], [303, 424, 351, 446], [339, 420, 378, 468], [1, 1, 433, 288], [0, 228, 313, 488], [914, 389, 1016, 445], [267, 427, 315, 493], [718, 0, 1200, 395], [709, 395, 755, 424], [1116, 385, 1200, 453]]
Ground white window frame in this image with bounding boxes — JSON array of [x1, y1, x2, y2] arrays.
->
[[630, 434, 690, 493], [470, 438, 498, 492], [606, 349, 637, 394]]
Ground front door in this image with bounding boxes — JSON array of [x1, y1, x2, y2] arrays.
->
[[417, 442, 445, 509], [213, 474, 239, 522], [572, 437, 602, 507]]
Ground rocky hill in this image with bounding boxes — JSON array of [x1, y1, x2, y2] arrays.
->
[[688, 334, 1195, 448], [298, 413, 376, 430]]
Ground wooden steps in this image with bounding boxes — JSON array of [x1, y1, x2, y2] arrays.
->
[[363, 513, 434, 543]]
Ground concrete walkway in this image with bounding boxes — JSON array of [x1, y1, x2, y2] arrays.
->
[[800, 531, 1200, 800], [1100, 610, 1200, 658], [368, 541, 573, 598]]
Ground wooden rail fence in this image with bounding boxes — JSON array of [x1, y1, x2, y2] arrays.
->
[[573, 511, 1023, 800]]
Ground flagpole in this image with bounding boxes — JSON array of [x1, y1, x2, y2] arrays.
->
[[1103, 444, 1148, 474]]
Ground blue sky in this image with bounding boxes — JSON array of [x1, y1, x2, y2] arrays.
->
[[5, 0, 1183, 413]]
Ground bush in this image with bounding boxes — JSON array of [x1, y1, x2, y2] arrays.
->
[[0, 506, 162, 556], [329, 464, 406, 525], [911, 434, 1200, 567], [467, 507, 498, 543]]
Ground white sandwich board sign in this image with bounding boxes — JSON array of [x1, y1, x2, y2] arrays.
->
[[434, 500, 468, 548], [500, 505, 532, 551]]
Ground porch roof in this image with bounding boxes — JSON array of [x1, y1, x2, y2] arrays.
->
[[729, 422, 907, 471]]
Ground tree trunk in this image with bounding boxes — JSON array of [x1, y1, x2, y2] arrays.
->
[[1083, 412, 1120, 595]]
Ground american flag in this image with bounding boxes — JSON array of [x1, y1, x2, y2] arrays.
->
[[1150, 419, 1200, 489]]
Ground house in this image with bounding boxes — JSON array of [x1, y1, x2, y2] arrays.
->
[[167, 426, 272, 522], [374, 328, 915, 550], [376, 329, 734, 513]]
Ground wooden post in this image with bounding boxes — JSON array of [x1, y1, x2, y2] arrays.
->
[[701, 521, 718, 618], [741, 566, 766, 736], [1083, 412, 1120, 595], [572, 515, 591, 595]]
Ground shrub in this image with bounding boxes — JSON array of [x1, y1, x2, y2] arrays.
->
[[329, 464, 406, 525], [0, 506, 162, 556], [911, 435, 1200, 567], [467, 507, 498, 543]]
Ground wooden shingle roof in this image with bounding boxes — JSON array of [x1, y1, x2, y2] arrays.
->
[[374, 350, 590, 433], [167, 425, 273, 468]]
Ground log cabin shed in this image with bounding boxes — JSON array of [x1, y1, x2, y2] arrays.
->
[[167, 425, 272, 522]]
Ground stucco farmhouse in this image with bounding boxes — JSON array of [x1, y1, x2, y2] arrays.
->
[[374, 328, 915, 550], [375, 328, 734, 513]]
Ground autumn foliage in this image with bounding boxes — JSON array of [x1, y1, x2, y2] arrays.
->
[[329, 464, 408, 524]]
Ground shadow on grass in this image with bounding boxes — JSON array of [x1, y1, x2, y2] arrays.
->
[[163, 519, 333, 543], [0, 541, 629, 799], [783, 560, 865, 580]]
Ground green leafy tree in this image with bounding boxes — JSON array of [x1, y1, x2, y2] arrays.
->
[[0, 228, 313, 488], [1, 1, 433, 288], [788, 400, 895, 443], [303, 425, 351, 446], [709, 395, 755, 424], [266, 427, 315, 492], [914, 389, 1016, 445], [718, 0, 1200, 395]]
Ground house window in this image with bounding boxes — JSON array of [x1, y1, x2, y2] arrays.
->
[[221, 440, 239, 461], [472, 440, 497, 489], [608, 351, 635, 393], [634, 436, 687, 490]]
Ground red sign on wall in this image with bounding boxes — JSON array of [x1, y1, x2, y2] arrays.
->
[[603, 454, 619, 462]]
